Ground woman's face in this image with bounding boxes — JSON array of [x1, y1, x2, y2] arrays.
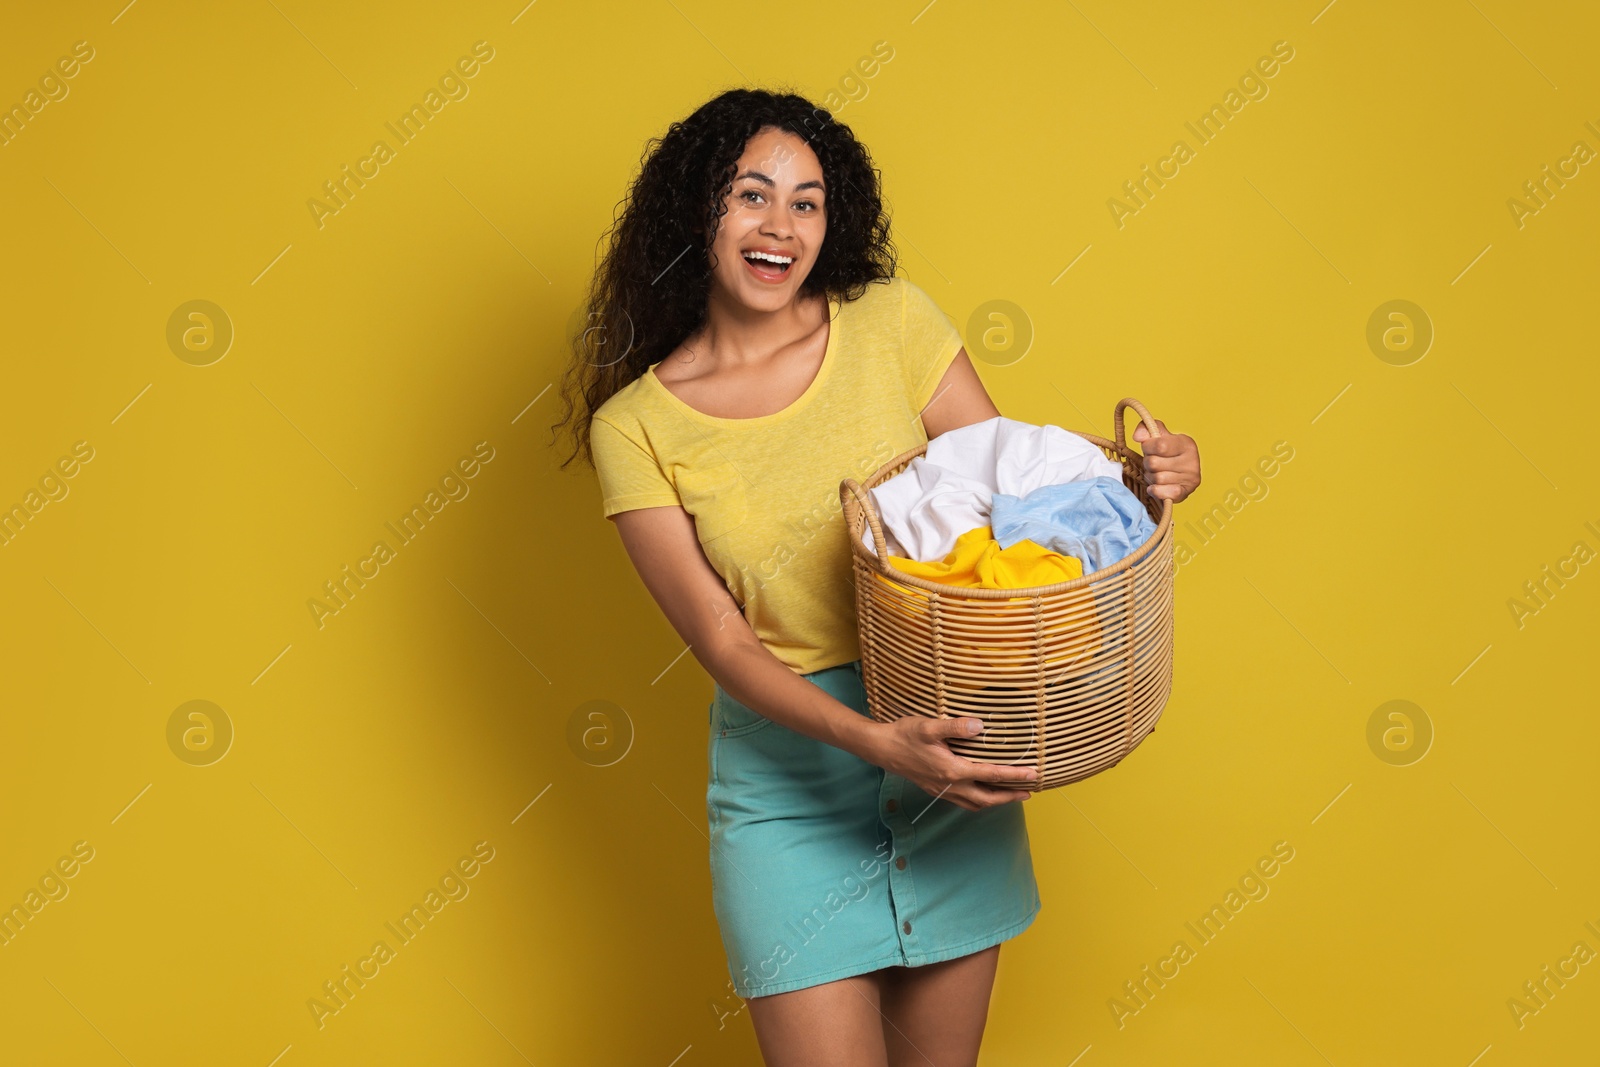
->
[[705, 126, 827, 314]]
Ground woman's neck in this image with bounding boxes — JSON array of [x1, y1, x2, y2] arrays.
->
[[697, 288, 825, 366]]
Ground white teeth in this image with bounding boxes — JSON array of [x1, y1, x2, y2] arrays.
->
[[743, 251, 794, 265]]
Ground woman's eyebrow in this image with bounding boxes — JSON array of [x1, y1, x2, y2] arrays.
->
[[734, 170, 825, 194]]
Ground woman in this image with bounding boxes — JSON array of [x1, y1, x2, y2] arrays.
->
[[556, 88, 1201, 1066]]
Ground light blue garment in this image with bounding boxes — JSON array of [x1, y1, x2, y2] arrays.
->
[[989, 475, 1157, 574]]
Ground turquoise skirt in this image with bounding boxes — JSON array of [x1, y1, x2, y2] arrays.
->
[[706, 660, 1041, 999]]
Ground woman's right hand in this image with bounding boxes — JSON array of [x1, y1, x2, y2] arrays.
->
[[867, 714, 1038, 811]]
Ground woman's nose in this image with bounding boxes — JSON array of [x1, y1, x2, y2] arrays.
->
[[761, 206, 793, 238]]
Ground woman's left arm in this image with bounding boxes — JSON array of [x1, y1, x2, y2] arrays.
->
[[919, 347, 1203, 504]]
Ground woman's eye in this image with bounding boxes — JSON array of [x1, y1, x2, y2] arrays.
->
[[794, 200, 817, 212], [740, 190, 764, 204]]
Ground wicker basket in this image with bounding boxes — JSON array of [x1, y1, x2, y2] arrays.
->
[[839, 398, 1176, 791]]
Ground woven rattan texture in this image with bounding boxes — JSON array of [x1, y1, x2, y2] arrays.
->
[[841, 399, 1177, 790]]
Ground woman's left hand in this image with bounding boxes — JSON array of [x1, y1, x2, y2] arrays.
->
[[1133, 420, 1201, 503]]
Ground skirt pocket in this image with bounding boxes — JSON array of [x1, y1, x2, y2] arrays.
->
[[711, 684, 774, 738]]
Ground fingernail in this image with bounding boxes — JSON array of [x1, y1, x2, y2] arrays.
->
[[968, 718, 984, 734]]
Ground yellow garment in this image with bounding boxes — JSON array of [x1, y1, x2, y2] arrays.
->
[[885, 525, 1083, 588], [591, 277, 964, 674], [878, 524, 1104, 677]]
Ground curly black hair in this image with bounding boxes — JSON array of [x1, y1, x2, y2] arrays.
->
[[552, 87, 897, 470]]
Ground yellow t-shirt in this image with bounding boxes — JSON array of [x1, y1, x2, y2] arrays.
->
[[590, 276, 964, 675]]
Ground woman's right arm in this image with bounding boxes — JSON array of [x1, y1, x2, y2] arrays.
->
[[609, 504, 1037, 810]]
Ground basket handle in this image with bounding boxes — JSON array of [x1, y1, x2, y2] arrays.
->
[[840, 477, 890, 561], [1113, 397, 1162, 453]]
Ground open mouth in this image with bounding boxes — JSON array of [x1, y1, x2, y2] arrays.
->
[[741, 250, 794, 281]]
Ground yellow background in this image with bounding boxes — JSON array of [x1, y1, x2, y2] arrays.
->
[[2, 0, 1596, 1063]]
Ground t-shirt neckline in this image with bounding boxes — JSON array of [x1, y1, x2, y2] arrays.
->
[[644, 297, 840, 428]]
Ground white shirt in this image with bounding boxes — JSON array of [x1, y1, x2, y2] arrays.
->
[[859, 416, 1123, 561]]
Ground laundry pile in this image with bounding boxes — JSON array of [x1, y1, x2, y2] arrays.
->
[[861, 416, 1157, 587], [854, 417, 1161, 682]]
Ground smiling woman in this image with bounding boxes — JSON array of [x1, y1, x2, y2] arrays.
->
[[555, 88, 1202, 1063], [653, 125, 838, 421], [552, 88, 1044, 1067], [721, 140, 824, 284]]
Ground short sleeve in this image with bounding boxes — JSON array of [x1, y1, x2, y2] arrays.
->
[[590, 416, 681, 519], [899, 278, 966, 413]]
